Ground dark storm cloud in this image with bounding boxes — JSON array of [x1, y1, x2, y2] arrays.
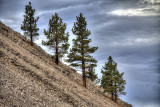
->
[[0, 0, 160, 107], [92, 15, 159, 34], [32, 0, 95, 11]]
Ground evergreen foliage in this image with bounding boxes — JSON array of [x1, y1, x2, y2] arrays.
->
[[86, 66, 98, 82], [67, 13, 98, 87], [101, 56, 126, 102], [42, 13, 69, 65], [21, 2, 39, 46]]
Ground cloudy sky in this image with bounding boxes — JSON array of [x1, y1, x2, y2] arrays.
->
[[0, 0, 160, 106]]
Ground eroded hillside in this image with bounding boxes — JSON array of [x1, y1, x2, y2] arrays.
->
[[0, 21, 132, 107]]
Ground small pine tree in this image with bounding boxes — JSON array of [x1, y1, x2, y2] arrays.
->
[[101, 56, 126, 101], [101, 56, 115, 100], [42, 13, 69, 65], [67, 13, 98, 88], [86, 66, 98, 82], [113, 66, 126, 102], [21, 2, 39, 46]]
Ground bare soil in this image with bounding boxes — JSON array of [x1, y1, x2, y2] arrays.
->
[[0, 22, 131, 107]]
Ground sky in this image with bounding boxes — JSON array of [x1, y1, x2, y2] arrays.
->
[[0, 0, 160, 107]]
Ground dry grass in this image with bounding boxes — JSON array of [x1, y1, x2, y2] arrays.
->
[[0, 22, 131, 107]]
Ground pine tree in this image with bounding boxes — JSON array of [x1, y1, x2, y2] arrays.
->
[[67, 13, 98, 88], [101, 56, 115, 100], [86, 66, 98, 82], [101, 56, 126, 102], [113, 66, 126, 102], [21, 2, 39, 46], [42, 13, 69, 65]]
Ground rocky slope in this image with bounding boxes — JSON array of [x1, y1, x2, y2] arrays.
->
[[0, 21, 132, 107]]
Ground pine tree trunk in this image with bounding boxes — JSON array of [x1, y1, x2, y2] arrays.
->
[[55, 27, 59, 65], [81, 39, 86, 88], [114, 82, 117, 102], [82, 61, 86, 87], [111, 92, 114, 100], [30, 32, 33, 46], [115, 92, 117, 102], [30, 16, 33, 46], [55, 47, 58, 65], [55, 38, 59, 65], [111, 81, 113, 100]]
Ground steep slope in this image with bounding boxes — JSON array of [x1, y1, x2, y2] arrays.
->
[[0, 21, 131, 107]]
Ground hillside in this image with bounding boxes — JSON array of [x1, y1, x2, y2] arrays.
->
[[0, 21, 132, 107]]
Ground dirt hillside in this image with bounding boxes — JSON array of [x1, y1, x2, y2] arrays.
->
[[0, 21, 132, 107]]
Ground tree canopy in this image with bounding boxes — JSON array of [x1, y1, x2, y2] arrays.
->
[[101, 56, 126, 102], [67, 13, 98, 87], [42, 13, 69, 65], [86, 65, 98, 82], [21, 2, 39, 46]]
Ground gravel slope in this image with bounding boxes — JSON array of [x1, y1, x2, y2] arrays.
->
[[0, 22, 131, 107]]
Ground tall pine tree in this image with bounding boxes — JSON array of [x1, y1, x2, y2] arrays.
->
[[101, 56, 126, 101], [21, 2, 39, 46], [42, 13, 69, 65], [67, 13, 98, 88]]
